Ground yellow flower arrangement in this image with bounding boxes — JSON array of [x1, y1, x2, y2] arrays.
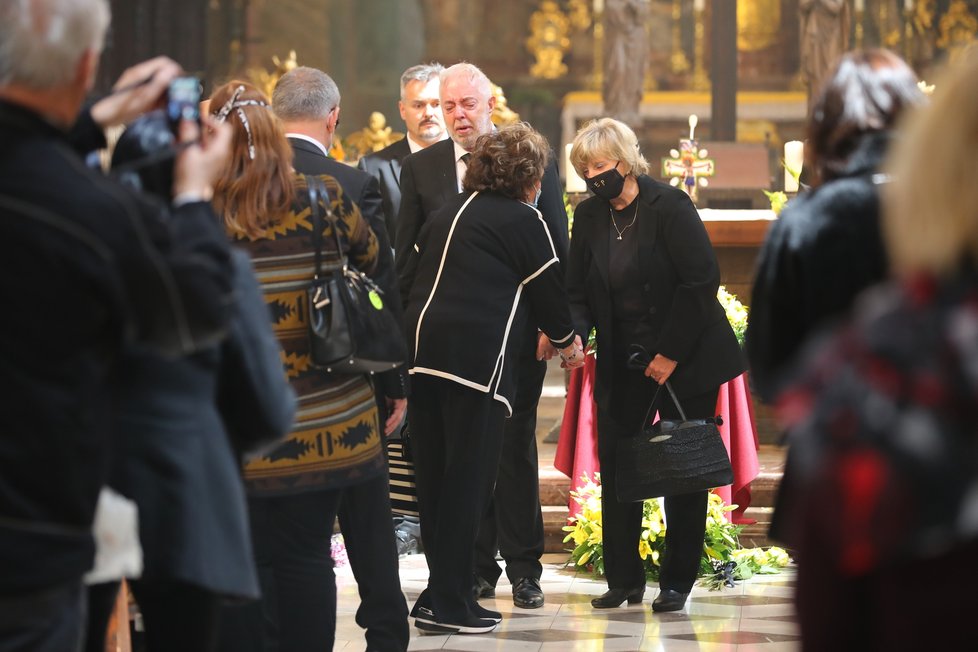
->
[[563, 473, 789, 588], [717, 285, 749, 346]]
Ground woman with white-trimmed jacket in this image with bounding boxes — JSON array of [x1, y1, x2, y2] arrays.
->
[[401, 123, 583, 635]]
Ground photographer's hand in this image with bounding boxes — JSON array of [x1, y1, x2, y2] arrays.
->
[[90, 56, 181, 130], [172, 116, 231, 203]]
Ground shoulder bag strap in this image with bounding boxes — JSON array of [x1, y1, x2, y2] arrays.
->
[[306, 175, 348, 270]]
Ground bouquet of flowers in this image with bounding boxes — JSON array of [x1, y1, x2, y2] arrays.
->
[[717, 285, 748, 346], [563, 473, 789, 589]]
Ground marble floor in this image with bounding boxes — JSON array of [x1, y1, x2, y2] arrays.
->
[[333, 553, 800, 652]]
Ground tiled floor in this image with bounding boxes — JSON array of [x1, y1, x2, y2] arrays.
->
[[334, 553, 800, 651]]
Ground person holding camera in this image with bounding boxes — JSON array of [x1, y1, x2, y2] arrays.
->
[[0, 1, 236, 649]]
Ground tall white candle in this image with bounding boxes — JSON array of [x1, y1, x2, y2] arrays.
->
[[565, 143, 587, 194], [904, 0, 914, 11], [855, 0, 865, 11], [784, 140, 804, 193], [593, 0, 603, 15], [694, 0, 705, 11]]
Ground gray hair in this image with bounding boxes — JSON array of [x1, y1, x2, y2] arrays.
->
[[0, 0, 110, 88], [439, 62, 492, 100], [272, 66, 340, 122], [399, 63, 443, 100]]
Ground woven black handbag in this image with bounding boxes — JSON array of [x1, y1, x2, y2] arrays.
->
[[616, 380, 733, 502], [305, 175, 406, 374]]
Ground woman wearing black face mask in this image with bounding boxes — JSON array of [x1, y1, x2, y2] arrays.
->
[[566, 118, 745, 613]]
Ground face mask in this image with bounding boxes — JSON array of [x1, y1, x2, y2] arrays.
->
[[587, 162, 625, 201], [530, 187, 542, 208]]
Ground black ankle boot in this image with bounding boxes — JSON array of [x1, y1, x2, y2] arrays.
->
[[590, 586, 645, 609]]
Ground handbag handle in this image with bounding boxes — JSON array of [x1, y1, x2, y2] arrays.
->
[[641, 380, 688, 429], [305, 174, 348, 278]]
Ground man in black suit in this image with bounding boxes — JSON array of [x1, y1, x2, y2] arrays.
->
[[358, 63, 446, 244], [272, 66, 409, 652], [396, 62, 569, 610]]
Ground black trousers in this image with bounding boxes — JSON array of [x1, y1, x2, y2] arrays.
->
[[86, 580, 220, 652], [409, 375, 506, 622], [218, 489, 343, 652], [597, 369, 718, 593], [0, 582, 84, 652], [337, 473, 409, 652], [474, 335, 547, 586]]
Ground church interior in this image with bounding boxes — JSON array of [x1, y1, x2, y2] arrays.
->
[[86, 1, 978, 650]]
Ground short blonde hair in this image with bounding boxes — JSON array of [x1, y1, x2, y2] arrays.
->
[[569, 118, 649, 178], [883, 50, 978, 277]]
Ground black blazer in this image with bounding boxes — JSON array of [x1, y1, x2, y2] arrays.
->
[[288, 137, 409, 401], [566, 175, 745, 410], [109, 250, 295, 598], [358, 137, 411, 245], [394, 137, 569, 304]]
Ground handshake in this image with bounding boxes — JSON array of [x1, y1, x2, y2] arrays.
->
[[537, 333, 586, 369]]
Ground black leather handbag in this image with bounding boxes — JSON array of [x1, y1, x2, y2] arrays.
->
[[305, 175, 406, 374], [616, 380, 733, 502]]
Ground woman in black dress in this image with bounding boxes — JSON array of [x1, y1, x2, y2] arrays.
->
[[567, 117, 745, 612]]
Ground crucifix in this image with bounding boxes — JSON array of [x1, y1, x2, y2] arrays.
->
[[661, 115, 715, 204]]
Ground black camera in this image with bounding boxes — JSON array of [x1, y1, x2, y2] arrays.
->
[[165, 76, 202, 132]]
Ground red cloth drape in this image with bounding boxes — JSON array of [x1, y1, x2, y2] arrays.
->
[[554, 358, 760, 524]]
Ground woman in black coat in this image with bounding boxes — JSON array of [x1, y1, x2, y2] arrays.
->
[[746, 49, 924, 403], [567, 118, 744, 613], [85, 249, 296, 652], [403, 123, 584, 634]]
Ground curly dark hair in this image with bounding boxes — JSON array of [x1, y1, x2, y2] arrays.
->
[[462, 123, 550, 200]]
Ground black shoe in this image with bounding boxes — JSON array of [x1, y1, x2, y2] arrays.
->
[[590, 586, 645, 609], [512, 577, 544, 609], [469, 601, 502, 623], [414, 606, 497, 635], [472, 575, 495, 600], [651, 589, 689, 612]]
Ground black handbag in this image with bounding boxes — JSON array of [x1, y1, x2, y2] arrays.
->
[[616, 380, 733, 502], [305, 175, 406, 374]]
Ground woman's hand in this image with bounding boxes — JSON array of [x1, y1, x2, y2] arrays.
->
[[559, 335, 586, 369], [644, 354, 677, 385], [536, 332, 557, 361], [384, 398, 407, 436]]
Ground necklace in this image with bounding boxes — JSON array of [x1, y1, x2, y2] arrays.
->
[[610, 202, 639, 240]]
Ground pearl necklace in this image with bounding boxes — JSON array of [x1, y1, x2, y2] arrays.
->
[[610, 201, 639, 240]]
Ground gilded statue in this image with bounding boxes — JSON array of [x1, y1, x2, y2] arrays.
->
[[247, 50, 299, 99], [938, 0, 978, 62], [526, 0, 571, 79], [490, 84, 520, 127], [738, 0, 781, 52], [346, 112, 404, 159]]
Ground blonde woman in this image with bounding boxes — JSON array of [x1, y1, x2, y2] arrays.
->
[[566, 118, 744, 612]]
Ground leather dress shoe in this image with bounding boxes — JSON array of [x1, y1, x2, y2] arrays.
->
[[651, 589, 689, 612], [590, 586, 645, 609], [472, 575, 495, 600], [512, 577, 544, 609]]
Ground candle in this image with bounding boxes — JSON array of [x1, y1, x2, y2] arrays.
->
[[694, 0, 705, 11], [689, 114, 698, 140], [593, 0, 603, 15], [784, 140, 804, 193], [855, 0, 864, 11], [565, 143, 587, 194], [904, 0, 913, 11]]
